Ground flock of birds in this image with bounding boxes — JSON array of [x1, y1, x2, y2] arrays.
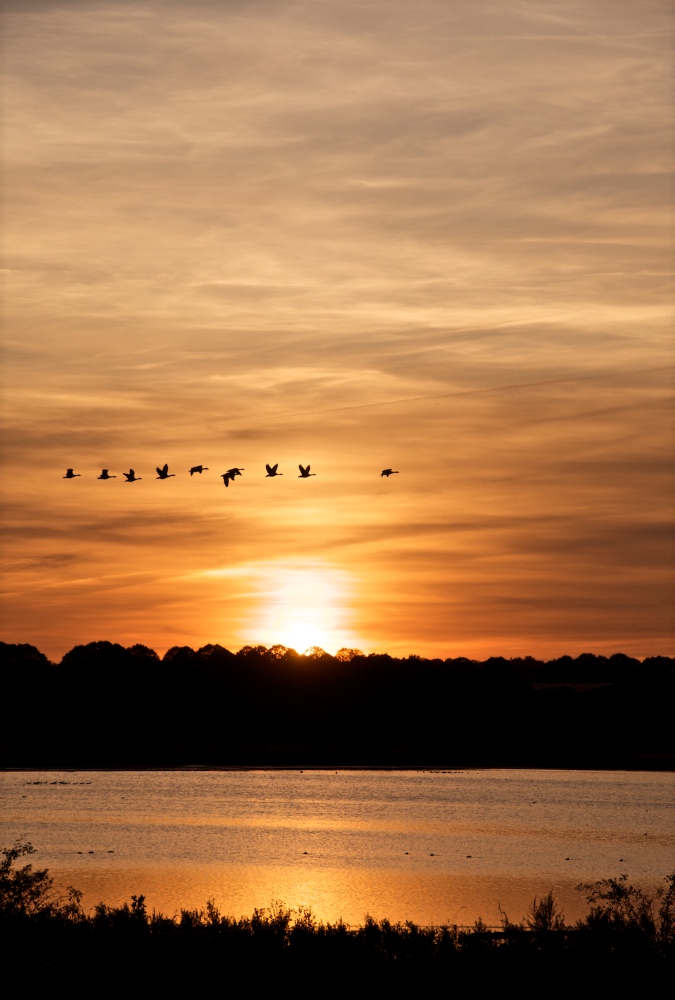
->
[[63, 464, 400, 485]]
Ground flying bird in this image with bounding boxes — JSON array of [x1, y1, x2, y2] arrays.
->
[[265, 463, 283, 477], [189, 465, 209, 476], [381, 469, 399, 477], [123, 470, 141, 482], [97, 470, 116, 480], [220, 468, 245, 487], [298, 464, 316, 478], [63, 469, 81, 478], [156, 464, 176, 480]]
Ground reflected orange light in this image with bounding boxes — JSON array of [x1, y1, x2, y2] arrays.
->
[[50, 864, 594, 928]]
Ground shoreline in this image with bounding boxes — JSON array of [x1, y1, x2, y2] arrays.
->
[[3, 759, 675, 772]]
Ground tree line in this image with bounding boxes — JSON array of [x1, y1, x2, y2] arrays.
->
[[1, 641, 673, 768]]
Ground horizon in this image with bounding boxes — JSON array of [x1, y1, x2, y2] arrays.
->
[[6, 636, 672, 666]]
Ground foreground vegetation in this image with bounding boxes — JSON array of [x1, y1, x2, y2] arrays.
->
[[2, 843, 673, 986]]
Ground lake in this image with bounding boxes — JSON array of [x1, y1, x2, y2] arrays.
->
[[1, 768, 673, 926]]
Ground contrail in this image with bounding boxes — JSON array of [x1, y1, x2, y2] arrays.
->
[[288, 364, 674, 419]]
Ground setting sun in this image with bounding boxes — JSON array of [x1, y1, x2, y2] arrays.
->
[[243, 563, 358, 654], [279, 622, 332, 655]]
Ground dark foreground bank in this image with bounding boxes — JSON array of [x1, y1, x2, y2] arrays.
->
[[3, 844, 674, 988], [2, 642, 674, 769]]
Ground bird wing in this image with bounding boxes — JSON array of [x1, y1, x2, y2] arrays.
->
[[162, 464, 168, 475], [299, 464, 306, 475], [190, 467, 196, 475], [271, 463, 278, 473], [265, 464, 273, 474]]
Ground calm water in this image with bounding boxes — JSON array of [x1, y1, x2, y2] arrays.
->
[[1, 769, 673, 926]]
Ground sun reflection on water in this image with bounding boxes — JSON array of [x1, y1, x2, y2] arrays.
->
[[50, 865, 595, 928], [5, 770, 673, 928]]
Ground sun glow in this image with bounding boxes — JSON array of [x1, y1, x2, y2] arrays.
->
[[239, 563, 359, 654], [279, 622, 330, 654]]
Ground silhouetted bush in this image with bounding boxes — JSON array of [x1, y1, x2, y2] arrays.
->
[[0, 841, 55, 916], [576, 872, 675, 956]]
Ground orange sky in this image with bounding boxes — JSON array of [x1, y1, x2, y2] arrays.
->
[[2, 0, 673, 661]]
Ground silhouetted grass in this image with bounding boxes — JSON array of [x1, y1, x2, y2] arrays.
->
[[2, 843, 673, 987]]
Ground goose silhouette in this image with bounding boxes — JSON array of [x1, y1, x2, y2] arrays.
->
[[221, 467, 245, 487], [156, 464, 175, 480], [123, 470, 141, 482], [189, 465, 209, 476], [265, 463, 282, 477], [97, 470, 116, 480], [63, 469, 81, 478], [381, 469, 399, 477], [298, 464, 315, 478]]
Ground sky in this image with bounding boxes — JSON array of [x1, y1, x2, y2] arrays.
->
[[1, 0, 673, 661]]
